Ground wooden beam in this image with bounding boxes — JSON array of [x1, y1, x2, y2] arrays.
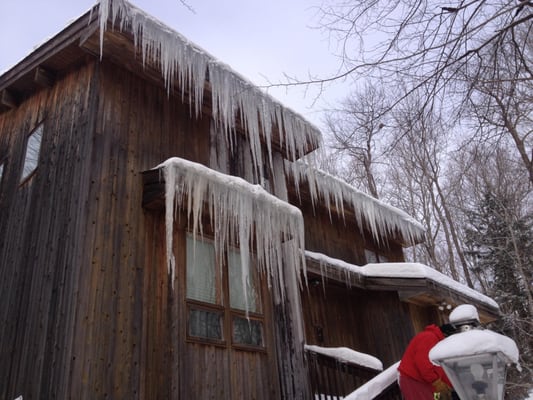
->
[[0, 89, 17, 109], [34, 67, 55, 88]]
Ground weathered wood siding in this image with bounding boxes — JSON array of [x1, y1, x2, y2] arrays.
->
[[0, 57, 284, 400], [301, 282, 415, 367]]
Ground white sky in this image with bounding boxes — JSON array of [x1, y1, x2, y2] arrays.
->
[[0, 0, 349, 129]]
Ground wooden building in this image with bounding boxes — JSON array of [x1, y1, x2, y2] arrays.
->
[[0, 1, 500, 399]]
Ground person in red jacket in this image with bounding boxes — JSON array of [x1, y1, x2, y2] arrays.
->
[[398, 324, 455, 400]]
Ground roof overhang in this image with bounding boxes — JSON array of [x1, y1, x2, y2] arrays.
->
[[0, 1, 321, 160], [305, 251, 500, 323]]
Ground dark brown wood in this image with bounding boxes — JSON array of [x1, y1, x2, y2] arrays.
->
[[34, 67, 56, 88], [0, 89, 17, 109]]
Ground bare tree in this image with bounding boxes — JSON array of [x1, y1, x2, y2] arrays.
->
[[323, 81, 390, 198]]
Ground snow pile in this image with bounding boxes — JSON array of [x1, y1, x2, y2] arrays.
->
[[305, 251, 499, 309], [98, 0, 321, 178], [305, 344, 383, 371], [286, 163, 425, 246], [429, 329, 520, 365], [159, 157, 306, 299], [344, 361, 400, 400]]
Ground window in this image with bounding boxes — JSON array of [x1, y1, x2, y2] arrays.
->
[[364, 248, 389, 264], [186, 234, 264, 349], [21, 123, 43, 182], [0, 161, 4, 185]]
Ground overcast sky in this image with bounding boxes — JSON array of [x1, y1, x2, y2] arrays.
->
[[0, 0, 350, 129]]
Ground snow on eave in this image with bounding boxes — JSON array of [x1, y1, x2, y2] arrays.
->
[[344, 361, 400, 400], [98, 0, 321, 168], [305, 344, 383, 371], [286, 162, 426, 246], [158, 157, 306, 300], [305, 251, 500, 311]]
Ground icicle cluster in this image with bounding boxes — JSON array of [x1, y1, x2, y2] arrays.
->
[[160, 157, 306, 299], [285, 161, 426, 246], [98, 0, 321, 177]]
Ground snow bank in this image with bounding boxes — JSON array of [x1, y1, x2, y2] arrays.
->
[[305, 251, 499, 309], [305, 345, 383, 371], [344, 361, 400, 400]]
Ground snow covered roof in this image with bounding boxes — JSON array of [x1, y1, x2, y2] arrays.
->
[[97, 0, 321, 162], [285, 162, 426, 246], [305, 251, 500, 314], [1, 0, 321, 164]]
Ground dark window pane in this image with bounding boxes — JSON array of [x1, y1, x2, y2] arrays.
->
[[233, 317, 263, 347], [22, 124, 43, 181], [189, 308, 223, 340]]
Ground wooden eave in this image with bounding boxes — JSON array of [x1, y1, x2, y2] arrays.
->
[[142, 168, 166, 210], [0, 10, 98, 112], [0, 6, 318, 160], [305, 257, 500, 324]]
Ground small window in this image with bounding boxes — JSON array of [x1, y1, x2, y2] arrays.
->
[[21, 124, 43, 182], [232, 316, 263, 347], [365, 249, 378, 264], [188, 307, 224, 340], [365, 248, 389, 264]]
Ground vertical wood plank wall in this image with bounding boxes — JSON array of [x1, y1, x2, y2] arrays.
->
[[0, 57, 216, 400], [0, 56, 290, 399], [301, 283, 416, 368]]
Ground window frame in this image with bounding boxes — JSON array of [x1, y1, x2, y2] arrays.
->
[[20, 123, 44, 184], [0, 158, 5, 187], [184, 233, 266, 351]]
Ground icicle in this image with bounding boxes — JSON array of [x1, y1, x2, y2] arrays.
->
[[158, 157, 306, 303], [285, 161, 426, 246], [97, 0, 322, 186]]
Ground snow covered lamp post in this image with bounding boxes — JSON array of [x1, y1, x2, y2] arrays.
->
[[429, 305, 520, 400]]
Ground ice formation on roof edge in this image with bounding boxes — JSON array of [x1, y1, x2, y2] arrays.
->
[[96, 0, 425, 246], [285, 161, 426, 246], [159, 157, 306, 300], [98, 0, 321, 177]]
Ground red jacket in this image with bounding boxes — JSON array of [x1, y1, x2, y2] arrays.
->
[[398, 324, 452, 386]]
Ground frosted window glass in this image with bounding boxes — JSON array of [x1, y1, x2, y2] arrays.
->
[[228, 249, 260, 312], [21, 124, 43, 181], [186, 235, 217, 304]]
